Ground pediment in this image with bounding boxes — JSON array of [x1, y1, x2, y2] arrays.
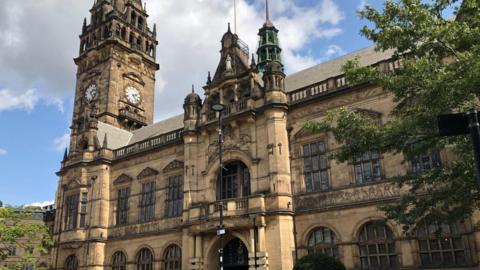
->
[[354, 108, 382, 119], [163, 160, 184, 173], [137, 167, 159, 180], [294, 126, 317, 140], [63, 178, 86, 190], [113, 174, 133, 185], [123, 72, 145, 85]]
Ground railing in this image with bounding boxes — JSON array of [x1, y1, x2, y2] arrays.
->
[[201, 197, 249, 217], [113, 129, 183, 159], [119, 109, 146, 124], [205, 99, 249, 123], [235, 198, 248, 210]]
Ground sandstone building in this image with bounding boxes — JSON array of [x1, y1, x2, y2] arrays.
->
[[52, 0, 480, 270]]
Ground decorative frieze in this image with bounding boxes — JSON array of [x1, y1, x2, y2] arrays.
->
[[294, 182, 402, 211]]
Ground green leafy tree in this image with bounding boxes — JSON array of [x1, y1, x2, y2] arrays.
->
[[305, 0, 480, 232], [293, 253, 346, 270], [0, 200, 53, 270]]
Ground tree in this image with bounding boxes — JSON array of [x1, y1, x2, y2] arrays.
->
[[0, 200, 52, 270], [293, 253, 346, 270], [305, 0, 480, 233]]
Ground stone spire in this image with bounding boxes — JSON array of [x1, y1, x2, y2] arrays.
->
[[256, 0, 282, 73]]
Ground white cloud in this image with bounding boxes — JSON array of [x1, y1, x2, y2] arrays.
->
[[0, 89, 39, 112], [357, 0, 368, 11], [321, 45, 346, 62], [53, 132, 70, 152], [0, 148, 7, 156], [27, 200, 54, 208], [0, 0, 346, 120]]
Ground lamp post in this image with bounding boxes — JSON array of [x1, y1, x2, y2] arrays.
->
[[212, 103, 226, 270]]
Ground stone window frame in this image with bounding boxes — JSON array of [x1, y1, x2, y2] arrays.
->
[[112, 251, 127, 270], [302, 141, 330, 193], [164, 175, 184, 219], [65, 255, 79, 270], [116, 187, 131, 226], [294, 130, 331, 194], [410, 151, 442, 175], [138, 181, 156, 223], [136, 248, 154, 270], [353, 151, 383, 185], [64, 192, 79, 231], [357, 221, 399, 269], [415, 220, 471, 268], [307, 226, 339, 258], [163, 245, 182, 270], [217, 161, 251, 200], [63, 187, 89, 231]]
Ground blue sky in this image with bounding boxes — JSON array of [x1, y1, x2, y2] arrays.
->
[[0, 0, 387, 206]]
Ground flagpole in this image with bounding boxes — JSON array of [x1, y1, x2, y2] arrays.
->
[[234, 0, 237, 34]]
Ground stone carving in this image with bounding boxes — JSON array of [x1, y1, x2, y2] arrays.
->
[[137, 167, 159, 180], [226, 54, 233, 71], [163, 160, 184, 173], [294, 182, 402, 211], [207, 133, 251, 163], [63, 178, 85, 190], [123, 72, 145, 85], [113, 174, 133, 185]]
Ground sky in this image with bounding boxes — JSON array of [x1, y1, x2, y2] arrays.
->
[[0, 0, 387, 206]]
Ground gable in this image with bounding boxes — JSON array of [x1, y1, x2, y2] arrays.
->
[[137, 167, 159, 180], [163, 160, 184, 173], [113, 174, 133, 185]]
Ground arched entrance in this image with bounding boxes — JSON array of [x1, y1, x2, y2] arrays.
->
[[223, 238, 249, 270]]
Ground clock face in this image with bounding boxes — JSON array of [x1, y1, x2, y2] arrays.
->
[[125, 86, 141, 105], [85, 84, 97, 102]]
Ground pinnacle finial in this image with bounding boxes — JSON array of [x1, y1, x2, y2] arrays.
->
[[63, 148, 68, 160], [207, 71, 212, 85], [227, 22, 231, 33], [192, 84, 195, 93], [102, 134, 108, 148]]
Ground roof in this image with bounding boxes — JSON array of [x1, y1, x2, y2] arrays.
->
[[96, 45, 395, 151], [129, 114, 184, 144], [285, 45, 395, 92], [97, 121, 132, 149]]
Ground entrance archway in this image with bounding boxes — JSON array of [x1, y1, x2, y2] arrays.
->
[[223, 238, 249, 270]]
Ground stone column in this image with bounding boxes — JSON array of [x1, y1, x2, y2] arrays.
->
[[188, 234, 204, 270], [249, 219, 269, 270]]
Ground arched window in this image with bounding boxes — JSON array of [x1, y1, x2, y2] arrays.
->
[[358, 221, 398, 269], [65, 255, 78, 270], [164, 245, 181, 270], [136, 248, 153, 270], [417, 221, 466, 267], [217, 161, 250, 200], [307, 227, 338, 257], [112, 251, 126, 270]]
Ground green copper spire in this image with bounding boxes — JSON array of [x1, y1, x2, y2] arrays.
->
[[256, 0, 282, 73]]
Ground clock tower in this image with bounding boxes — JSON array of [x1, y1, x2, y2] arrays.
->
[[71, 0, 158, 136]]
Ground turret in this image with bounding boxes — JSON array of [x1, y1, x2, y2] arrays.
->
[[263, 61, 287, 104], [183, 86, 202, 132], [256, 0, 282, 73]]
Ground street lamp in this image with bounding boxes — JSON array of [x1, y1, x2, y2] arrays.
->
[[212, 103, 226, 270]]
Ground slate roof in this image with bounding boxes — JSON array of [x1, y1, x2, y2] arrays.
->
[[284, 45, 395, 92], [97, 121, 132, 150], [129, 114, 184, 144]]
